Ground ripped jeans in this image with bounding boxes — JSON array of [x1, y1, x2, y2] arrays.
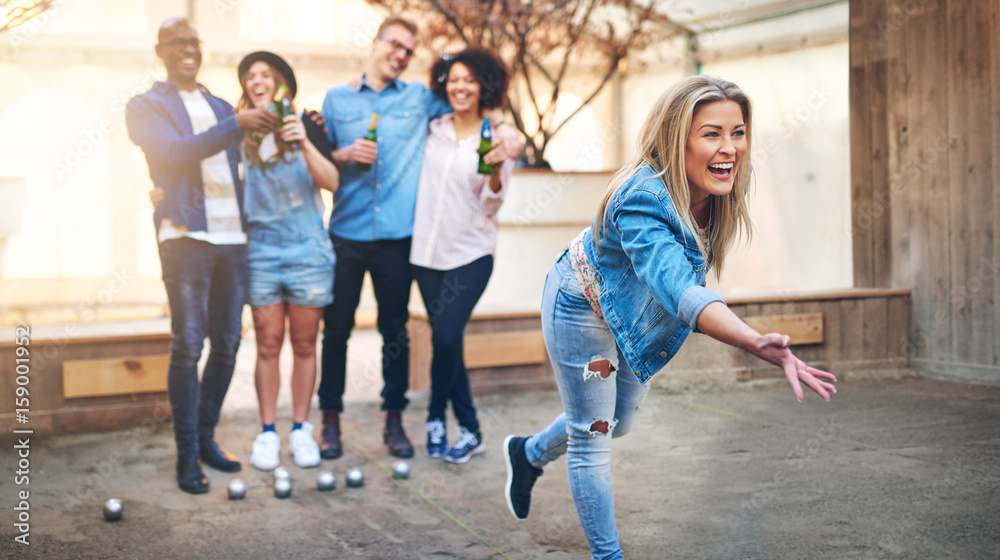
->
[[525, 250, 650, 560]]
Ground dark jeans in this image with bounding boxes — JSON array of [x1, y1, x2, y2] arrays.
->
[[412, 255, 493, 433], [159, 237, 248, 457], [319, 235, 412, 412]]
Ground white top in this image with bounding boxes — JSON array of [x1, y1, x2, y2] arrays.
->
[[158, 88, 246, 245], [410, 115, 513, 270]]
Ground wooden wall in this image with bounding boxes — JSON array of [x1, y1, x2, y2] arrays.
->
[[850, 0, 1000, 383]]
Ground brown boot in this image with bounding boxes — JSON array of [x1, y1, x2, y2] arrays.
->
[[383, 410, 414, 458], [319, 410, 342, 459]]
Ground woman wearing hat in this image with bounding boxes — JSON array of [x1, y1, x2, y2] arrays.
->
[[237, 51, 340, 470]]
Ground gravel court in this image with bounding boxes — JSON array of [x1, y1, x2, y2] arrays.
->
[[1, 373, 999, 559]]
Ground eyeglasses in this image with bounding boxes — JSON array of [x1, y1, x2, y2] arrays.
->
[[377, 36, 414, 59], [160, 38, 202, 49]]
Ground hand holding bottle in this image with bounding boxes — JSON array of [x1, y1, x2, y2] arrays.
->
[[278, 114, 307, 144]]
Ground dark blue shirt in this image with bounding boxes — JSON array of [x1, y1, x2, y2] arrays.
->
[[126, 81, 244, 234]]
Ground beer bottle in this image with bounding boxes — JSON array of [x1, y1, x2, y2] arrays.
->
[[272, 85, 296, 146], [477, 117, 493, 175], [358, 113, 379, 171]]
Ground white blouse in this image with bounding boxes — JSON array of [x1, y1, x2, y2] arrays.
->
[[410, 115, 514, 271]]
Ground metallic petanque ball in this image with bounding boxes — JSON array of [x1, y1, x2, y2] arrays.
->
[[345, 468, 364, 488], [391, 460, 410, 480], [103, 499, 124, 521], [227, 479, 248, 500], [316, 471, 336, 492], [273, 467, 291, 482], [273, 477, 292, 499]]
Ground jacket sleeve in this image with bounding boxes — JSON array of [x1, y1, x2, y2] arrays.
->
[[125, 94, 243, 167], [611, 184, 723, 331]]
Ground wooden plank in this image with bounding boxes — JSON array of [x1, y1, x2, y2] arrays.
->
[[743, 313, 824, 345], [62, 355, 169, 399], [464, 330, 547, 369], [993, 0, 1000, 368], [946, 0, 973, 366], [922, 0, 952, 363], [886, 294, 909, 366], [849, 0, 875, 287], [840, 298, 865, 362], [962, 2, 996, 368], [862, 297, 889, 361], [868, 0, 892, 288], [886, 0, 911, 290], [726, 288, 911, 305]]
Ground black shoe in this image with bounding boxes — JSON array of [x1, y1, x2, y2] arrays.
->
[[176, 455, 209, 494], [503, 435, 542, 519], [199, 439, 242, 472], [384, 410, 414, 458], [320, 410, 342, 460]]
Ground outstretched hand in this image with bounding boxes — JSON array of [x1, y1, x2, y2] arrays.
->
[[752, 333, 837, 402]]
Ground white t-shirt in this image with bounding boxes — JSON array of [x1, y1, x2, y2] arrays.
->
[[158, 88, 246, 245]]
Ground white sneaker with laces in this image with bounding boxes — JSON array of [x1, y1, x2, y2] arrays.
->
[[250, 431, 281, 471], [289, 422, 321, 468]]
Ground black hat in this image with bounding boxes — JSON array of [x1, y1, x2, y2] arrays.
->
[[238, 51, 297, 98]]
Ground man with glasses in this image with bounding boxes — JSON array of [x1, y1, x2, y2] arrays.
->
[[126, 18, 276, 493], [317, 17, 522, 460]]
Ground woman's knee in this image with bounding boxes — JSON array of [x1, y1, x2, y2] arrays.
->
[[256, 334, 283, 362], [289, 336, 317, 359]]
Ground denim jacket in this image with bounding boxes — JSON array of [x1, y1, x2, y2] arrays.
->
[[582, 165, 724, 383], [126, 81, 244, 233]]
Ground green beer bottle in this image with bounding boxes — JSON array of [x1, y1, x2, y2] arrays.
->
[[272, 85, 295, 145], [358, 113, 379, 171], [477, 117, 493, 175]]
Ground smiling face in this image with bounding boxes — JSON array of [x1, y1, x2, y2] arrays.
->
[[684, 100, 747, 205], [156, 20, 201, 89], [370, 23, 416, 85], [445, 62, 481, 116], [243, 61, 276, 109]]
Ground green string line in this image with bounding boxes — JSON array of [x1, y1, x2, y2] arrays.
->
[[343, 437, 511, 560], [657, 395, 1000, 478]]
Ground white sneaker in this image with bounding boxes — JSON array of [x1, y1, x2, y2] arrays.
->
[[289, 422, 321, 468], [250, 431, 280, 471]]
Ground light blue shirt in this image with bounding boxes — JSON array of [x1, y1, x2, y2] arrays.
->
[[321, 76, 451, 241]]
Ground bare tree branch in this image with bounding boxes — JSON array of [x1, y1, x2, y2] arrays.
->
[[0, 0, 57, 33], [366, 0, 682, 167]]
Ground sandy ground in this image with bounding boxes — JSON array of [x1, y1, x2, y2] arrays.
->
[[1, 330, 999, 559]]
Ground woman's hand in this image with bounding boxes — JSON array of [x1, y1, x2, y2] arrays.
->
[[695, 302, 837, 403], [750, 333, 837, 402], [278, 114, 306, 144], [482, 136, 513, 166]]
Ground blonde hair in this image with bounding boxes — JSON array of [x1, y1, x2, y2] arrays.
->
[[237, 62, 298, 170], [594, 75, 753, 279]]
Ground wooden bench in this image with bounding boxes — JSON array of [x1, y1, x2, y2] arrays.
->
[[0, 319, 173, 434], [407, 309, 553, 396]]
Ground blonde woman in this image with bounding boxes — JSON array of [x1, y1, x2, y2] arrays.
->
[[502, 75, 837, 559]]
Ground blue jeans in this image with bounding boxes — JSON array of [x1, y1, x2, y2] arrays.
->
[[525, 250, 650, 560], [412, 255, 493, 433], [159, 237, 248, 456], [319, 235, 412, 412]]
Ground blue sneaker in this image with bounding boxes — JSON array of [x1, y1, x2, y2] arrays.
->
[[443, 427, 485, 464], [425, 419, 448, 459]]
